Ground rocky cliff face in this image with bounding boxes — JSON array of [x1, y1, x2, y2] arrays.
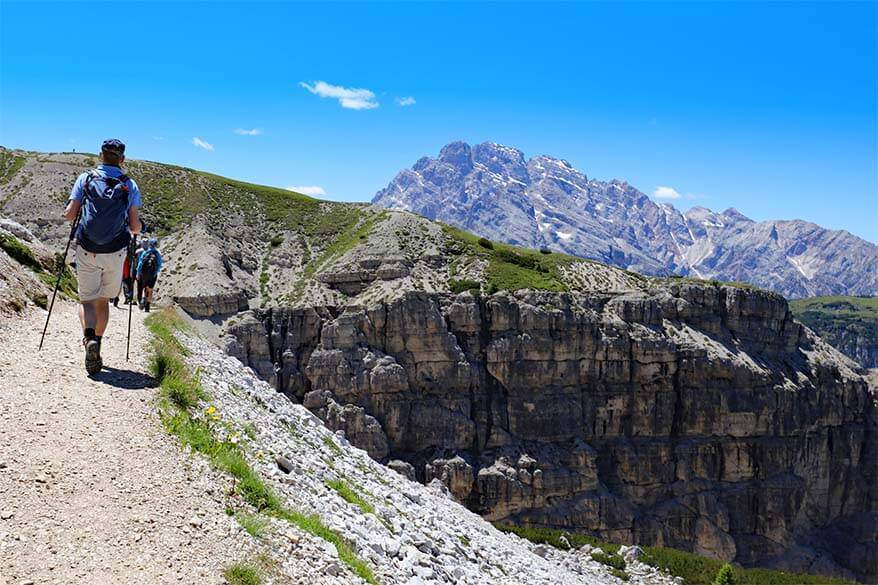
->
[[227, 284, 877, 582], [373, 141, 878, 299]]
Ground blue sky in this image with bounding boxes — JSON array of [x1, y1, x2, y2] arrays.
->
[[1, 1, 876, 242]]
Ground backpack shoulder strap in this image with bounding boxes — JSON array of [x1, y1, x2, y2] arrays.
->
[[82, 170, 101, 200]]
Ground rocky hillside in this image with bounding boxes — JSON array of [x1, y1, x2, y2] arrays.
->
[[791, 296, 878, 369], [2, 146, 876, 583], [372, 141, 878, 299], [0, 215, 74, 316], [227, 286, 877, 583], [182, 320, 682, 585]]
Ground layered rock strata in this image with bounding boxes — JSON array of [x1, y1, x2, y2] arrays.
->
[[226, 285, 877, 581]]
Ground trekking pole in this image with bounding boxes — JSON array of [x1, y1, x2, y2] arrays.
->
[[126, 241, 135, 361], [39, 209, 81, 350]]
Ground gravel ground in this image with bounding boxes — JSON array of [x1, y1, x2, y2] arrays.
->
[[0, 302, 259, 585]]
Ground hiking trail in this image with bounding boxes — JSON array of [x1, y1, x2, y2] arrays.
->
[[0, 302, 252, 585]]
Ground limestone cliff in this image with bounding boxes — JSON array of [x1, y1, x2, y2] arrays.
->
[[227, 284, 877, 582]]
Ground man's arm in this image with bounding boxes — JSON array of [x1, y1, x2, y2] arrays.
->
[[63, 199, 81, 221], [63, 173, 86, 221], [128, 180, 144, 234], [128, 205, 142, 235]]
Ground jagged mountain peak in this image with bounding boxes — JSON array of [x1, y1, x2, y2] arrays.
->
[[373, 141, 877, 298]]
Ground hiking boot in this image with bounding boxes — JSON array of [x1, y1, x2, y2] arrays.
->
[[113, 297, 119, 308], [84, 337, 102, 375]]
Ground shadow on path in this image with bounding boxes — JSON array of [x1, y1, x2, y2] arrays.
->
[[91, 366, 157, 390]]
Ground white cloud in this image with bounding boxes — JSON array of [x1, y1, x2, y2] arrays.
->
[[395, 96, 416, 106], [234, 128, 262, 136], [654, 186, 682, 199], [299, 80, 378, 110], [286, 185, 326, 197], [192, 137, 214, 151]]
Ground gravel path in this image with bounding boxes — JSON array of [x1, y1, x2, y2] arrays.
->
[[0, 302, 254, 585]]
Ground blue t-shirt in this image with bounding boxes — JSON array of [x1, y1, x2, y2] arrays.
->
[[69, 164, 143, 208]]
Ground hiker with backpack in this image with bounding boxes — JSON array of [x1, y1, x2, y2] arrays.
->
[[63, 139, 143, 375], [136, 238, 163, 313], [134, 236, 149, 304], [113, 247, 135, 308]]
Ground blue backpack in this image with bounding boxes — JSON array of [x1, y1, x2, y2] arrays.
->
[[76, 170, 132, 253]]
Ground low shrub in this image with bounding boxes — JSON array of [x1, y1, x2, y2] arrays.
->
[[477, 237, 494, 249], [592, 551, 626, 571], [713, 563, 735, 585], [449, 278, 481, 294]]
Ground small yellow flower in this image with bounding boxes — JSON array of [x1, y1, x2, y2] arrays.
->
[[205, 406, 217, 415]]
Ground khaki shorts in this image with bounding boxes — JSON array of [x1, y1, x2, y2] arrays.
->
[[75, 245, 126, 302]]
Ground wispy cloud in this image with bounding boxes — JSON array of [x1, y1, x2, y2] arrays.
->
[[234, 128, 262, 136], [654, 186, 682, 200], [152, 136, 165, 141], [395, 96, 416, 106], [299, 80, 378, 110], [654, 186, 698, 200], [192, 137, 214, 151], [286, 185, 326, 196]]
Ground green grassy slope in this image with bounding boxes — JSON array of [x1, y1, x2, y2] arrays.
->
[[496, 524, 857, 585], [125, 160, 364, 237], [790, 295, 878, 367]]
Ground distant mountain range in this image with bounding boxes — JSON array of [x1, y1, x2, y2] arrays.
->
[[373, 141, 878, 298]]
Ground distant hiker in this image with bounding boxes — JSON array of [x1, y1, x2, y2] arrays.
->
[[136, 238, 163, 313], [63, 139, 142, 375], [134, 236, 149, 304], [113, 247, 135, 307]]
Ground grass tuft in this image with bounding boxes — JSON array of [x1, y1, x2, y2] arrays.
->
[[326, 478, 375, 515], [322, 434, 344, 456], [275, 508, 377, 584], [235, 512, 271, 538], [592, 550, 626, 571], [222, 562, 261, 585]]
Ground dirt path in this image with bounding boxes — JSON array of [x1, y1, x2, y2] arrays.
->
[[0, 301, 252, 585]]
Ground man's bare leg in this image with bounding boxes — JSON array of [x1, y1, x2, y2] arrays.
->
[[94, 299, 110, 336], [79, 299, 109, 336], [79, 301, 96, 336]]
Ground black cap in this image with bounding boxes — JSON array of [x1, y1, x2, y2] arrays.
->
[[101, 138, 125, 155]]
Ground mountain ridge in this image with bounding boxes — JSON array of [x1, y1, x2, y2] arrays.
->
[[1, 146, 876, 581], [373, 141, 877, 299]]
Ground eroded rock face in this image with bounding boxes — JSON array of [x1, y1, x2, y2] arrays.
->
[[227, 286, 877, 582]]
